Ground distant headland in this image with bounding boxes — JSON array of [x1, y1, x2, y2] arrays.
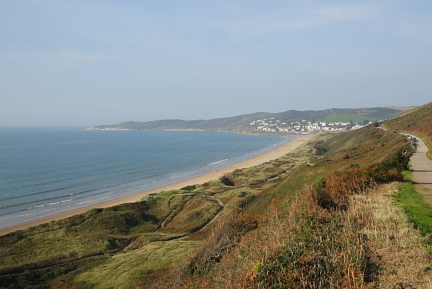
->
[[86, 106, 414, 135]]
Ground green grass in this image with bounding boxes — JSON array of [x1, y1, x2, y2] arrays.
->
[[161, 196, 222, 234], [73, 240, 199, 289], [315, 114, 378, 123], [396, 171, 432, 236]]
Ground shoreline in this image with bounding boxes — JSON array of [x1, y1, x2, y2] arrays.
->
[[0, 135, 309, 236]]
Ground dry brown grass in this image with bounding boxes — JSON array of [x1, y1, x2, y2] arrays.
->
[[157, 174, 432, 289], [350, 183, 432, 288]]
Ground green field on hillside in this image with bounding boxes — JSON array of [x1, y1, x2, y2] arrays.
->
[[315, 114, 379, 123]]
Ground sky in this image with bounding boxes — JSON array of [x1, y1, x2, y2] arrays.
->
[[1, 0, 432, 126]]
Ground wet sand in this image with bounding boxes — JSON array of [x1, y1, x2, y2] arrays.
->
[[0, 135, 309, 236]]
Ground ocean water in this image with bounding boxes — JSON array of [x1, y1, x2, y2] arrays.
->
[[0, 127, 290, 229]]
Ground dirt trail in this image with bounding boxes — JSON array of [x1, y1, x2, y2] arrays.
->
[[410, 137, 432, 205], [197, 198, 225, 232]]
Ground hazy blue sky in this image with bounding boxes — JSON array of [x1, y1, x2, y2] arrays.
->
[[1, 1, 431, 126]]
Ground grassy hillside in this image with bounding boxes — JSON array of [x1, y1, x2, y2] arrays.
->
[[384, 101, 432, 158], [88, 107, 407, 134], [3, 120, 430, 288], [150, 125, 431, 288]]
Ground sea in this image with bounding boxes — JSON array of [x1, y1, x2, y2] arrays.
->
[[0, 127, 291, 230]]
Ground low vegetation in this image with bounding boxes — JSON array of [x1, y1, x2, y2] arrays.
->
[[385, 101, 432, 158], [397, 171, 432, 238], [2, 104, 432, 288], [151, 124, 417, 288], [315, 111, 399, 124]]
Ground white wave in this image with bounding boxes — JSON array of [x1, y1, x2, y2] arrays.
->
[[208, 159, 229, 166], [75, 196, 109, 205]]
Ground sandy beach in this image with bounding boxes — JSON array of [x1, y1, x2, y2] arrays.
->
[[0, 135, 309, 236]]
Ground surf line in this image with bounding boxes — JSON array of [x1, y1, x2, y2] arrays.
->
[[208, 159, 229, 166]]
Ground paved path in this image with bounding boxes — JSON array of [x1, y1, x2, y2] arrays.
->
[[410, 137, 432, 205]]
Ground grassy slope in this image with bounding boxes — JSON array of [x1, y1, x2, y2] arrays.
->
[[151, 125, 421, 288], [384, 101, 432, 159], [1, 121, 429, 288], [315, 113, 395, 123], [0, 193, 223, 288]]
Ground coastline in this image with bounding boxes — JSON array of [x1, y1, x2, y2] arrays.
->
[[0, 135, 309, 236]]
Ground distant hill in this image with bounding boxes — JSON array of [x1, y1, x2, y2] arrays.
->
[[87, 107, 409, 134]]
